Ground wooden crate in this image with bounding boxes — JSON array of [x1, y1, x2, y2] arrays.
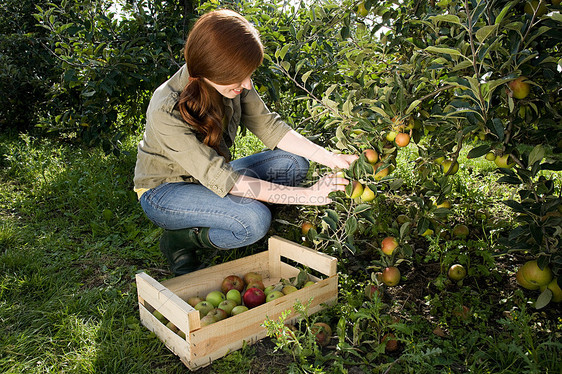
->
[[136, 235, 338, 371]]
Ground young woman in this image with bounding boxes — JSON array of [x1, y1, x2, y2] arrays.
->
[[134, 9, 357, 275]]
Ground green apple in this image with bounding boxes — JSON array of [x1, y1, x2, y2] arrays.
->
[[166, 321, 179, 333], [360, 185, 375, 202], [194, 301, 214, 318], [441, 159, 459, 175], [205, 291, 226, 307], [266, 290, 284, 302], [303, 281, 315, 288], [518, 260, 553, 287], [217, 299, 237, 316], [347, 181, 364, 199], [485, 152, 496, 161], [200, 314, 217, 327], [282, 285, 298, 295], [452, 224, 469, 239], [206, 308, 228, 322], [494, 154, 515, 168], [226, 289, 242, 305], [386, 130, 398, 141], [448, 264, 467, 281], [153, 310, 167, 324], [263, 284, 277, 296], [373, 163, 390, 180], [231, 305, 249, 315]]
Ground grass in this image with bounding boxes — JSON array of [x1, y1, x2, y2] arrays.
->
[[1, 130, 561, 373]]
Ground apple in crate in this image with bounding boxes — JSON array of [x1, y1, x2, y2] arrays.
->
[[221, 275, 245, 294], [243, 287, 266, 308]]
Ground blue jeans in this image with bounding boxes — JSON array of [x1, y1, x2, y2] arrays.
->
[[139, 149, 309, 249]]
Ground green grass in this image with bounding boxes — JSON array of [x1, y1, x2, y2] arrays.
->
[[1, 131, 561, 374]]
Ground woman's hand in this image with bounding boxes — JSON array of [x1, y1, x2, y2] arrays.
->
[[324, 152, 359, 170], [301, 173, 349, 205]]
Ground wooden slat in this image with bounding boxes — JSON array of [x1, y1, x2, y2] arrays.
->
[[136, 272, 200, 333], [139, 302, 190, 360], [268, 236, 337, 276]]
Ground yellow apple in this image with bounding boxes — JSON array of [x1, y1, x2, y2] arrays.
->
[[508, 76, 531, 99], [373, 163, 390, 180], [381, 266, 401, 286], [441, 160, 459, 175], [360, 185, 376, 202], [518, 260, 553, 288], [386, 131, 398, 141], [347, 181, 364, 199], [494, 154, 515, 168], [395, 133, 411, 147], [363, 149, 379, 164], [485, 152, 496, 161]]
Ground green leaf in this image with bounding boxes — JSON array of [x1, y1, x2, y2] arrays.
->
[[528, 145, 545, 166], [345, 216, 358, 236], [302, 70, 313, 85], [429, 14, 462, 25], [425, 46, 463, 58], [405, 99, 422, 115], [475, 25, 498, 43], [503, 200, 526, 213], [467, 145, 491, 159]]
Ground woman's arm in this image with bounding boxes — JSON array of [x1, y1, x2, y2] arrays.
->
[[229, 173, 348, 205], [276, 130, 358, 169]]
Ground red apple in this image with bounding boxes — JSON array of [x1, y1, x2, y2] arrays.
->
[[221, 275, 245, 294], [311, 322, 332, 347], [382, 333, 399, 352], [363, 148, 379, 164], [364, 284, 381, 301], [243, 287, 266, 308], [381, 236, 399, 255], [301, 221, 314, 235], [187, 296, 203, 308], [381, 267, 401, 286]]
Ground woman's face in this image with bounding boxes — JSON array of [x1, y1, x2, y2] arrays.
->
[[204, 75, 253, 99]]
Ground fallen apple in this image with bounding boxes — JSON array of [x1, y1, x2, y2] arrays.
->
[[187, 296, 203, 308], [452, 224, 469, 239], [516, 267, 540, 290], [382, 333, 399, 352], [311, 322, 332, 347], [243, 287, 266, 308], [221, 275, 245, 294], [448, 264, 467, 281], [518, 260, 553, 288], [364, 284, 381, 301], [382, 266, 401, 286]]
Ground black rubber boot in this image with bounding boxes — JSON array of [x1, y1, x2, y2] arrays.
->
[[159, 228, 220, 276]]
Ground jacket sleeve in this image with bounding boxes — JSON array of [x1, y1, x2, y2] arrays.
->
[[149, 100, 241, 198], [240, 87, 292, 150]]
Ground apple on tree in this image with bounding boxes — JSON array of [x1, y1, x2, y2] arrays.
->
[[394, 133, 410, 147], [301, 221, 314, 236], [381, 236, 399, 255], [363, 148, 379, 164]]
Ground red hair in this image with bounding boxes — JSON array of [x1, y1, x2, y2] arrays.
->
[[176, 10, 264, 157]]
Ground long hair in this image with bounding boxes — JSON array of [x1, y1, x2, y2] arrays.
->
[[176, 10, 264, 157]]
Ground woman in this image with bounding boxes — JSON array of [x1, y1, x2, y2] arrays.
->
[[134, 9, 357, 275]]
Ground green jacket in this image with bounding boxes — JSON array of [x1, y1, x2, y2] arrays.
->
[[134, 65, 291, 198]]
